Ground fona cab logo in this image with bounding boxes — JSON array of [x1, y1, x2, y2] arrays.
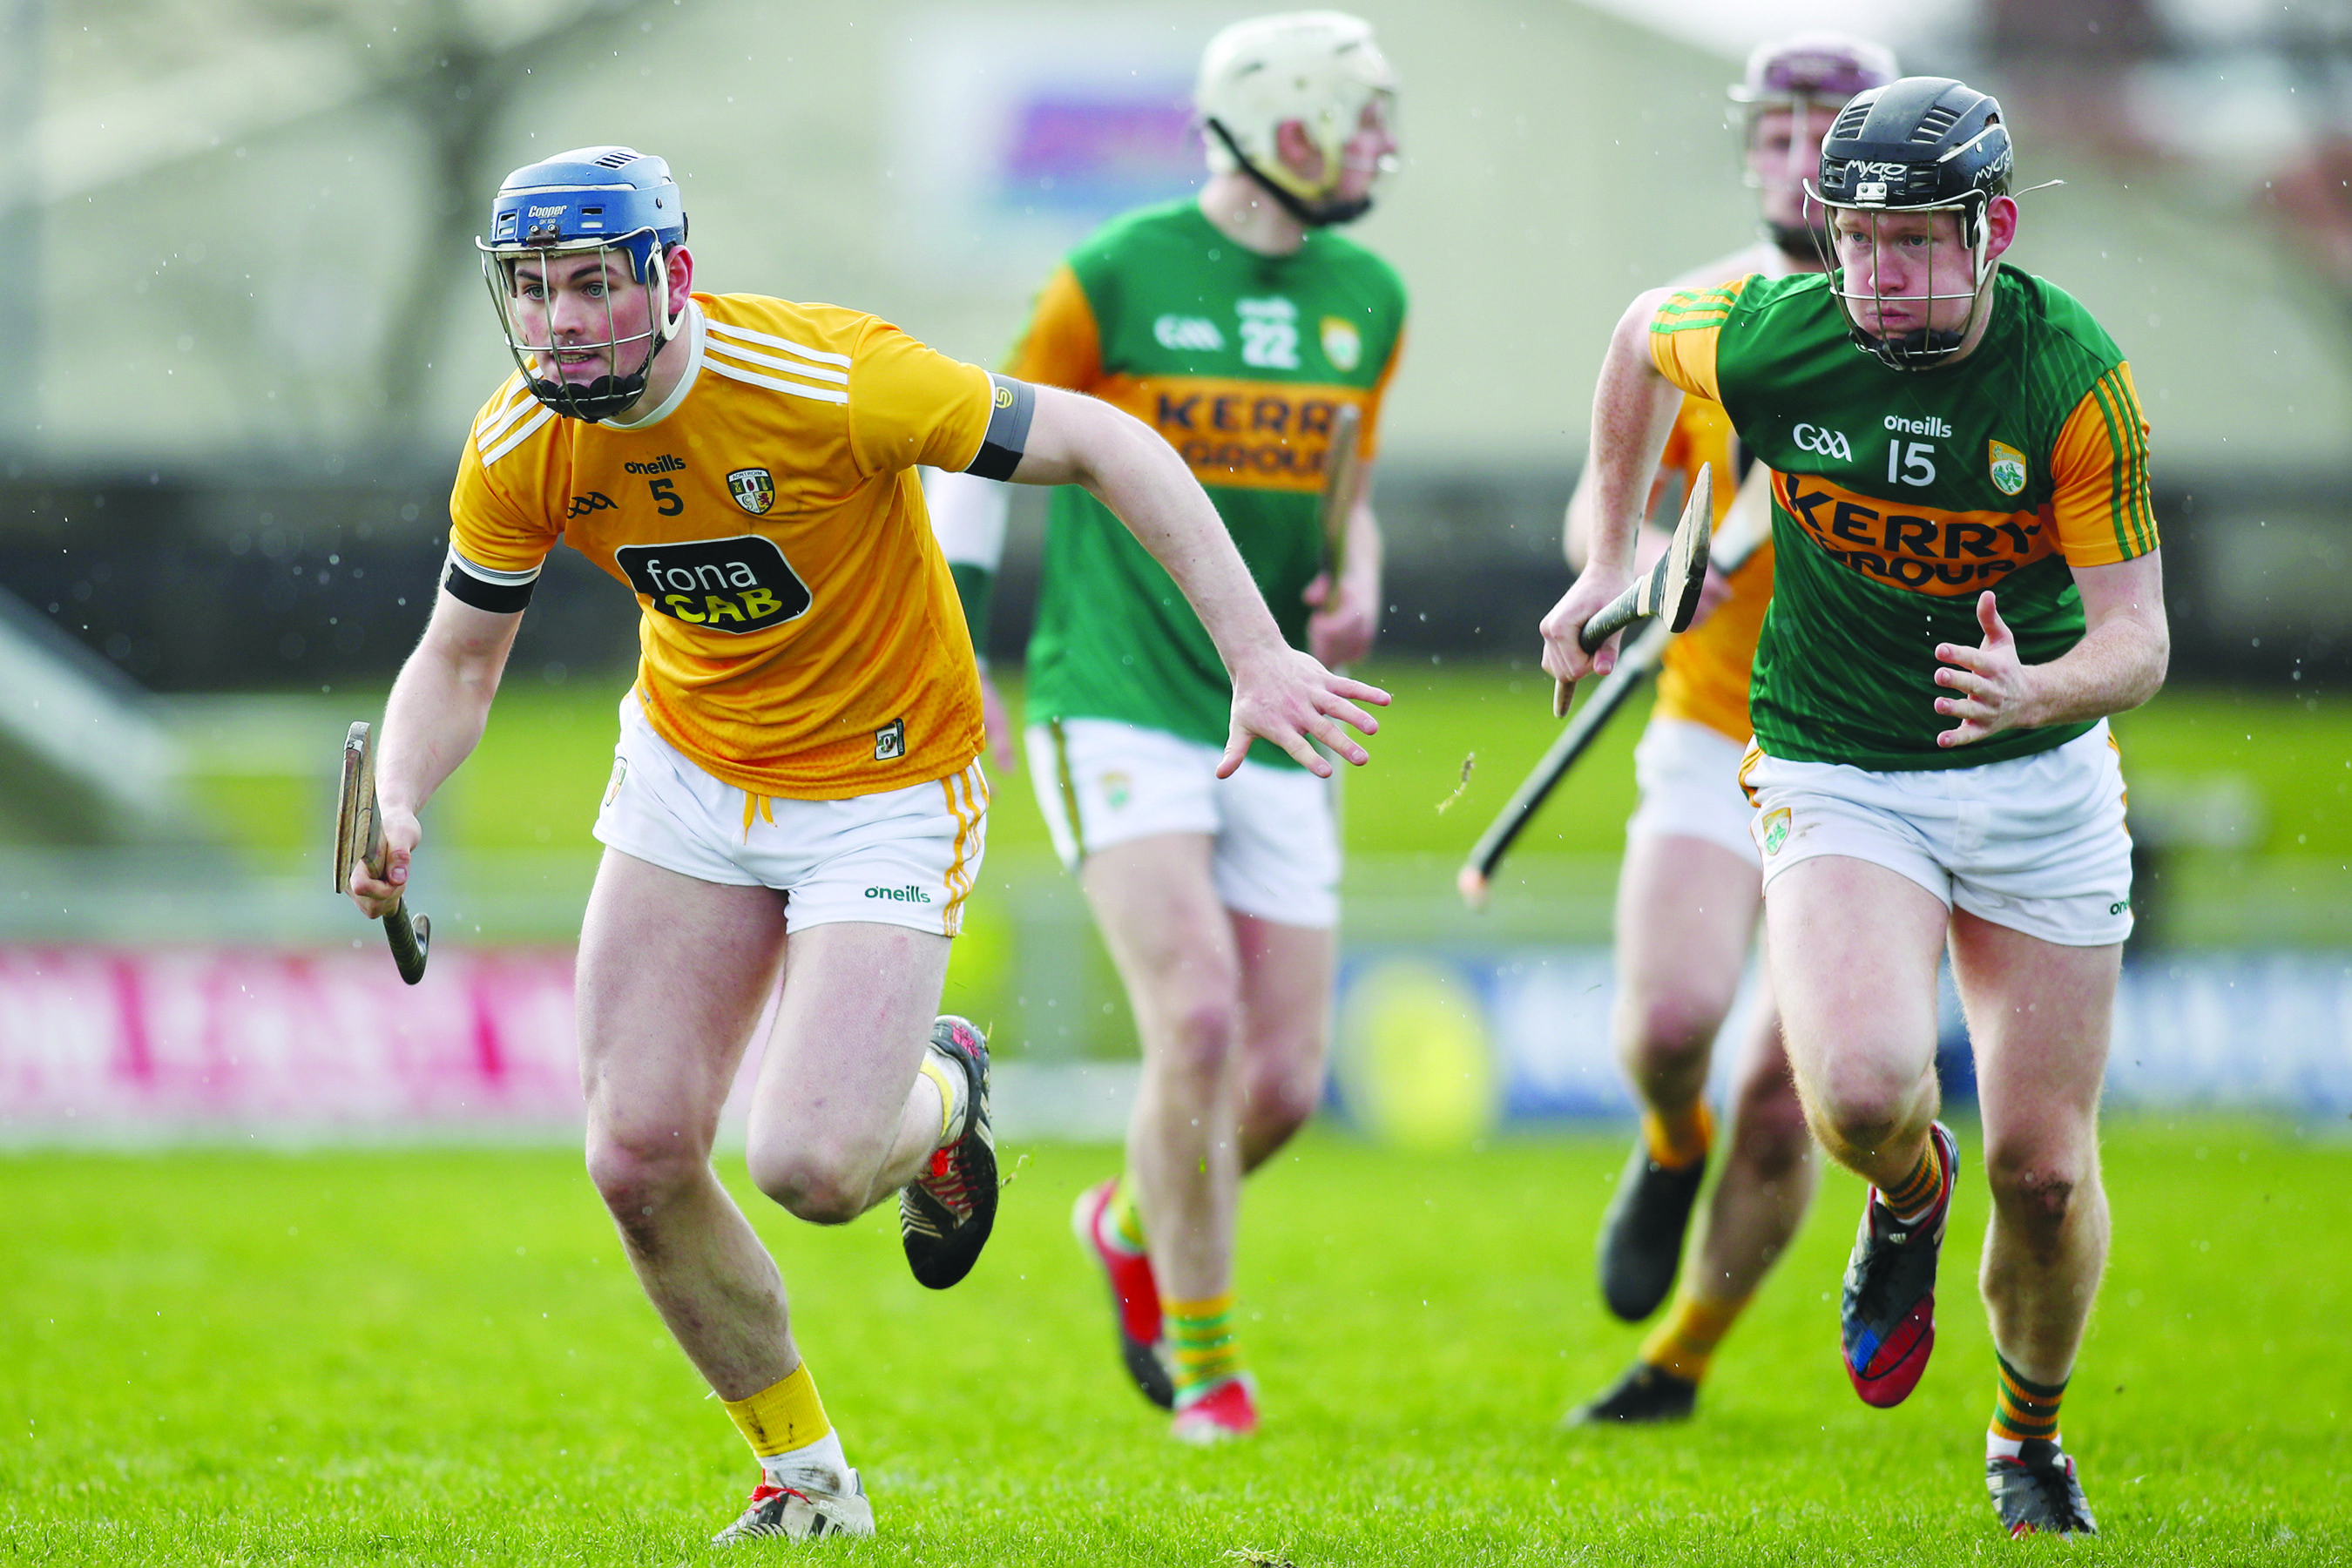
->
[[614, 535, 811, 633]]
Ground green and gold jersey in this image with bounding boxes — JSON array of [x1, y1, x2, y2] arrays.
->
[[1010, 198, 1407, 765], [1650, 266, 2157, 770]]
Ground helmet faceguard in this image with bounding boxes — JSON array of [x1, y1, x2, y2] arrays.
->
[[1196, 11, 1399, 228], [1804, 78, 2014, 370], [1728, 33, 1898, 259], [477, 146, 690, 422]]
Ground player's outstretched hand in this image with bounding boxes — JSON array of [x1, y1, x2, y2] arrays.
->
[[1220, 645, 1389, 779], [1934, 591, 2034, 747], [1538, 562, 1635, 686], [347, 808, 421, 921]]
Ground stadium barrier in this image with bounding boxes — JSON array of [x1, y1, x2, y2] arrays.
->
[[1, 945, 2344, 1142]]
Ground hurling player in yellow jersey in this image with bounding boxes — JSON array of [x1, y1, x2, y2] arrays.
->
[[1561, 35, 1896, 1427], [344, 147, 1386, 1544]]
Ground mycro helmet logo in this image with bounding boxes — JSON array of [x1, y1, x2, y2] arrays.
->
[[615, 535, 810, 634]]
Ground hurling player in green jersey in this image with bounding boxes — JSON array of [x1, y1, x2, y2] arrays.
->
[[1542, 78, 2164, 1540], [927, 11, 1405, 1442]]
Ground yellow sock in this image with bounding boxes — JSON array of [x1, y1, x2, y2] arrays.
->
[[1642, 1100, 1714, 1169], [1166, 1291, 1242, 1402], [1637, 1289, 1749, 1383], [721, 1362, 831, 1459], [1107, 1174, 1148, 1253]]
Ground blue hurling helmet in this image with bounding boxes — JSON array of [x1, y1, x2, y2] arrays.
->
[[478, 146, 690, 422]]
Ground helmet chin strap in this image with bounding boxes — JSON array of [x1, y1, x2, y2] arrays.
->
[[1204, 118, 1372, 228]]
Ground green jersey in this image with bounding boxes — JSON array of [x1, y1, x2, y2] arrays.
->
[[1650, 266, 2158, 770], [1007, 199, 1407, 766]]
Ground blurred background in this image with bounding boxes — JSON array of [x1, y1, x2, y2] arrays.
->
[[3, 0, 2347, 1146]]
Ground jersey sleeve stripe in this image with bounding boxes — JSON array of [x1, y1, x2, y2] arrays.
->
[[2085, 372, 2153, 558], [2099, 369, 2156, 555], [475, 382, 544, 446], [705, 339, 850, 385], [479, 402, 556, 466], [706, 358, 851, 405], [445, 546, 542, 586], [442, 547, 538, 612], [2109, 368, 2159, 554], [705, 320, 854, 368]]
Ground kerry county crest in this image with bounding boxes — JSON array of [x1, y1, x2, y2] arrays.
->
[[727, 467, 776, 516], [1987, 439, 2028, 498]]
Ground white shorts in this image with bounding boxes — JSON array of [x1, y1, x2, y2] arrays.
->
[[1024, 717, 1340, 929], [594, 693, 989, 936], [1625, 717, 1761, 864], [1740, 720, 2133, 947]]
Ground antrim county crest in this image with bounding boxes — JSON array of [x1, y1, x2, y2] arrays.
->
[[1988, 439, 2028, 497], [727, 467, 776, 515]]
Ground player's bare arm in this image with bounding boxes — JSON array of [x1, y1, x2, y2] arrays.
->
[[1009, 384, 1389, 777], [346, 592, 523, 918], [1933, 553, 2169, 747], [1539, 287, 1684, 685]]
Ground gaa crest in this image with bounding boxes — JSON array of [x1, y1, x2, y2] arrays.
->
[[1320, 316, 1363, 373], [727, 467, 776, 515], [1759, 807, 1791, 857], [1101, 771, 1132, 811], [1987, 439, 2027, 498]]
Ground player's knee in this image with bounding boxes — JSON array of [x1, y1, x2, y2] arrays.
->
[[1806, 1064, 1921, 1158], [746, 1141, 868, 1226], [1985, 1139, 2088, 1235], [585, 1121, 707, 1226], [1156, 990, 1243, 1081], [1243, 1053, 1324, 1141], [1732, 1079, 1815, 1179], [1625, 989, 1730, 1064]]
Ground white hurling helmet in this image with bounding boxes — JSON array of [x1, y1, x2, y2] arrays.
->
[[1195, 11, 1398, 226]]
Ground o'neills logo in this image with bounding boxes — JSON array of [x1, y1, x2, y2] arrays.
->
[[614, 534, 810, 633], [624, 455, 686, 475]]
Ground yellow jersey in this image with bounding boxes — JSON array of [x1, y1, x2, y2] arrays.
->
[[447, 294, 995, 799], [1646, 243, 1785, 744]]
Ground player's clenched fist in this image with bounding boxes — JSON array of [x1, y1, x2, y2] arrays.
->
[[1539, 563, 1634, 686], [1220, 645, 1389, 779]]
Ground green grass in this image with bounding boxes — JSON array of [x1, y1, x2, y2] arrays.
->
[[3, 1119, 2345, 1563]]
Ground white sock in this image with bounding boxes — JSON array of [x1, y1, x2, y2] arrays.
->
[[760, 1428, 848, 1487], [1987, 1429, 2059, 1461], [920, 1047, 968, 1148]]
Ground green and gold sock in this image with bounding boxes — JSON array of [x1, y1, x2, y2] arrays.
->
[[1637, 1288, 1750, 1384], [1166, 1291, 1243, 1407], [1105, 1174, 1149, 1254], [1879, 1136, 1947, 1222], [1990, 1351, 2068, 1454]]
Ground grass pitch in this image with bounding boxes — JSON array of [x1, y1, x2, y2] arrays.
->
[[3, 1119, 2344, 1564]]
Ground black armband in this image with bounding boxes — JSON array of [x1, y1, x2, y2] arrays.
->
[[442, 547, 540, 613], [963, 374, 1036, 482]]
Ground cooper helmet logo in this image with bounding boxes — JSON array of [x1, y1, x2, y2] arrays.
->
[[727, 468, 775, 516], [1792, 423, 1855, 461]]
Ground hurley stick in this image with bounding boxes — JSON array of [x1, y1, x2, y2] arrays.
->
[[335, 720, 432, 983]]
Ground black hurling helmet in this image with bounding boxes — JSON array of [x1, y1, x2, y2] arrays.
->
[[1807, 77, 2013, 369]]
